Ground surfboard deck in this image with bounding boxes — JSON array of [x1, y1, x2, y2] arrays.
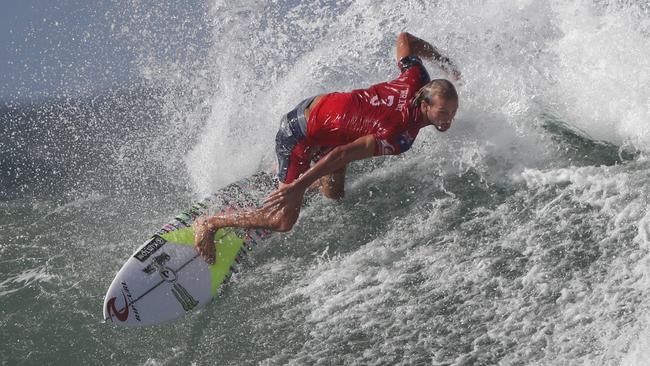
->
[[103, 172, 276, 326]]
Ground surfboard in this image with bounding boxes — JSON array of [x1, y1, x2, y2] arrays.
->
[[103, 172, 276, 326]]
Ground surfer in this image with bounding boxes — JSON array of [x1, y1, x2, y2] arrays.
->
[[195, 32, 460, 264]]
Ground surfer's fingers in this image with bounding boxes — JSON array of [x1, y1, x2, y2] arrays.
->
[[195, 237, 205, 257], [263, 194, 284, 208], [264, 184, 294, 202], [264, 199, 286, 214], [199, 238, 215, 265], [194, 227, 215, 264], [263, 194, 279, 205], [206, 252, 215, 265], [263, 191, 283, 203], [204, 236, 216, 264]]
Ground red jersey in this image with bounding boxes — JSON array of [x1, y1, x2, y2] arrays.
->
[[306, 56, 431, 156]]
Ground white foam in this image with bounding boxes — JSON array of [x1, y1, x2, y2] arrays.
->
[[549, 1, 650, 148], [121, 0, 650, 363]]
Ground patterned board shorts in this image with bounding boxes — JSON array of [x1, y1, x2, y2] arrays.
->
[[274, 96, 316, 184]]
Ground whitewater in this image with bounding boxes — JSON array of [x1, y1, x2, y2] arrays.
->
[[1, 0, 650, 365]]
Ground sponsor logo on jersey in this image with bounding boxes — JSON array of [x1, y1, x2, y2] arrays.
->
[[396, 89, 409, 111], [134, 235, 166, 262], [376, 139, 395, 155], [369, 90, 410, 111], [370, 95, 395, 107]]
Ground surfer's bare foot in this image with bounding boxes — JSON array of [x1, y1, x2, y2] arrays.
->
[[194, 217, 216, 265]]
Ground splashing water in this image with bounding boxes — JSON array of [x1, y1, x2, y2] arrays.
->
[[1, 0, 650, 365]]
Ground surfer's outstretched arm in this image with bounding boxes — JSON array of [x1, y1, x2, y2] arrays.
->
[[265, 134, 376, 211], [194, 135, 376, 264], [396, 32, 461, 80]]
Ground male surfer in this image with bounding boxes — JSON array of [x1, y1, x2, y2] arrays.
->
[[195, 32, 460, 264]]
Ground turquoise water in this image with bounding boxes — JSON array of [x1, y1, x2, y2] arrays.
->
[[2, 0, 650, 365]]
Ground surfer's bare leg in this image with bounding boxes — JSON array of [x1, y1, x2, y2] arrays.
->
[[194, 190, 303, 264], [196, 136, 376, 264]]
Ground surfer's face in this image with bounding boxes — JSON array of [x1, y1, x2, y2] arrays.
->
[[423, 95, 458, 132]]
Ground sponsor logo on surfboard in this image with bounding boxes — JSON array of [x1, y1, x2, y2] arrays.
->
[[142, 252, 170, 275], [105, 281, 141, 322], [142, 265, 156, 275], [171, 283, 198, 311], [146, 252, 199, 311], [159, 267, 177, 283], [120, 281, 142, 322], [105, 292, 129, 322], [134, 235, 166, 262]]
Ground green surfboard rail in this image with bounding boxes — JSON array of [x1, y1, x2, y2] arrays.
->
[[159, 227, 245, 296]]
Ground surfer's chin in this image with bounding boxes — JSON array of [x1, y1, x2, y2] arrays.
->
[[434, 123, 450, 132]]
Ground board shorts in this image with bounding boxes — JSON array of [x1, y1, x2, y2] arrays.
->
[[275, 96, 317, 184]]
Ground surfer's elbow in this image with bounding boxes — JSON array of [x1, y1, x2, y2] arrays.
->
[[329, 145, 356, 166]]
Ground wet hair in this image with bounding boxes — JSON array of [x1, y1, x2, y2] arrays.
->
[[411, 79, 458, 108]]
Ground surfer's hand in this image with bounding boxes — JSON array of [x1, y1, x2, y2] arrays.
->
[[263, 183, 304, 210], [194, 216, 217, 265]]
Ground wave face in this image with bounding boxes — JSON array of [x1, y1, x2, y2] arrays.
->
[[1, 0, 650, 365]]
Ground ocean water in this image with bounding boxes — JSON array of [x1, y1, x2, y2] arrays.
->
[[2, 0, 650, 365]]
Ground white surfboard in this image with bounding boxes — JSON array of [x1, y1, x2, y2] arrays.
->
[[103, 172, 275, 326]]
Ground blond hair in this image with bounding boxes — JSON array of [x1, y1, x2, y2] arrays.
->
[[411, 79, 458, 108]]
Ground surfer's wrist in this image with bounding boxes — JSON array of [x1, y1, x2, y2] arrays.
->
[[203, 217, 219, 232], [287, 177, 308, 193]]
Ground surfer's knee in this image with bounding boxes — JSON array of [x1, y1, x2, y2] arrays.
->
[[319, 169, 346, 200], [321, 188, 344, 200]]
